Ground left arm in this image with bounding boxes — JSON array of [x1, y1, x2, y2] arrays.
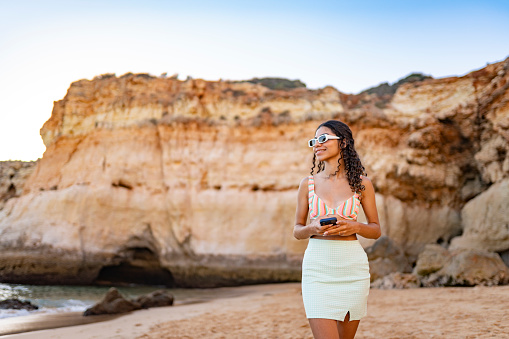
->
[[323, 176, 381, 239]]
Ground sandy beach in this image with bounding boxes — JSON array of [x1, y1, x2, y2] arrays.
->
[[2, 283, 508, 339]]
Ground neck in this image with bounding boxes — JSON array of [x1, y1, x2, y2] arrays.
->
[[321, 157, 346, 179]]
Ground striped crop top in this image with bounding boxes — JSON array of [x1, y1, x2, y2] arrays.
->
[[308, 176, 360, 221]]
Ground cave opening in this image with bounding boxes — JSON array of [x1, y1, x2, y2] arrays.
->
[[93, 247, 175, 287]]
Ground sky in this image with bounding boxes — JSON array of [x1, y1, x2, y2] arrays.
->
[[1, 0, 508, 161]]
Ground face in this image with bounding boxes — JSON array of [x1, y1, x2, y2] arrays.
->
[[313, 126, 341, 161]]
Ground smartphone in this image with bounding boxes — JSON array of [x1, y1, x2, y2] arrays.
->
[[320, 217, 337, 226]]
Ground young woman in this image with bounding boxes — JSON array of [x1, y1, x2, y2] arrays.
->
[[294, 120, 381, 339]]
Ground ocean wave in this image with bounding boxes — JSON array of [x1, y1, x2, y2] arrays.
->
[[0, 309, 33, 319], [0, 300, 94, 319]]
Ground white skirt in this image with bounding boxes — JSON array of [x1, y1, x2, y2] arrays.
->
[[302, 238, 370, 321]]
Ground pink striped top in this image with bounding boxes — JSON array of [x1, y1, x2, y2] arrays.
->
[[308, 176, 360, 221]]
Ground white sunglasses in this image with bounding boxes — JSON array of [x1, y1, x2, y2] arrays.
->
[[308, 134, 341, 147]]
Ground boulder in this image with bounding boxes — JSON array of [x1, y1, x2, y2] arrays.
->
[[0, 298, 38, 310], [367, 258, 399, 283], [365, 236, 412, 282], [371, 272, 420, 289], [450, 179, 509, 252], [83, 287, 175, 316], [134, 290, 174, 309], [84, 288, 140, 316], [420, 250, 509, 287], [414, 244, 451, 276]]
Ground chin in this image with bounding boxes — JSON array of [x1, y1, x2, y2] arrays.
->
[[316, 154, 330, 162]]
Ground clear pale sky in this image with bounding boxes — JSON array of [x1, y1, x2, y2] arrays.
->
[[1, 0, 508, 161]]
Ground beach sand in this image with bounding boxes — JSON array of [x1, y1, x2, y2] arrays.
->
[[0, 312, 121, 336], [2, 283, 508, 339]]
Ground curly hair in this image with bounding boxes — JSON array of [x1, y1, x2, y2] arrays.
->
[[310, 120, 367, 196]]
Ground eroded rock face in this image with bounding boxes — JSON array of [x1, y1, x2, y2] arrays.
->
[[1, 57, 509, 287], [420, 249, 509, 287], [450, 179, 509, 252], [0, 161, 37, 211]]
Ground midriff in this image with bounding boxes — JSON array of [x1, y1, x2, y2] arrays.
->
[[311, 234, 358, 241], [310, 214, 359, 241]]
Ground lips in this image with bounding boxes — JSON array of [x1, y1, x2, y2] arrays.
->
[[315, 148, 326, 155]]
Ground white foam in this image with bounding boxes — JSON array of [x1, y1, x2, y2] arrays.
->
[[0, 309, 32, 319], [0, 300, 94, 319]]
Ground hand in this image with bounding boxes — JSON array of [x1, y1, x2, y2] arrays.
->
[[308, 218, 326, 237], [323, 219, 360, 236]]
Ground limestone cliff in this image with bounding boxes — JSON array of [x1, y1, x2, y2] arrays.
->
[[0, 161, 37, 211], [0, 57, 508, 287]]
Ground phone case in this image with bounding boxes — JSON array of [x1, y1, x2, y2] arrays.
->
[[320, 217, 337, 226]]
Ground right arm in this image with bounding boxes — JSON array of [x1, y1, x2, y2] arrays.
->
[[293, 177, 323, 240]]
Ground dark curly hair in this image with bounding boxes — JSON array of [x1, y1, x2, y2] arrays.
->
[[310, 120, 367, 196]]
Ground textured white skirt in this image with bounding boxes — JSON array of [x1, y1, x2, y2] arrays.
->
[[302, 238, 370, 321]]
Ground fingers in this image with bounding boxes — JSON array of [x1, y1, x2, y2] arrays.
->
[[323, 228, 340, 236], [323, 225, 345, 236], [321, 224, 336, 232], [323, 224, 356, 236], [321, 220, 346, 231], [316, 225, 329, 236], [318, 220, 355, 236]]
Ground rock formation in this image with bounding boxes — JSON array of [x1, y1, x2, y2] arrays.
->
[[0, 57, 508, 287], [413, 244, 451, 276], [134, 290, 174, 309], [450, 178, 509, 252], [418, 248, 509, 287], [0, 161, 37, 211], [0, 299, 39, 311], [83, 287, 174, 316], [370, 272, 420, 289], [365, 236, 412, 282]]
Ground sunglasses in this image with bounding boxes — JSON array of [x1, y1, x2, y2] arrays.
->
[[308, 134, 341, 147]]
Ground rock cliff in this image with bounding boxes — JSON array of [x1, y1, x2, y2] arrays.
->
[[0, 161, 37, 211], [1, 57, 508, 287]]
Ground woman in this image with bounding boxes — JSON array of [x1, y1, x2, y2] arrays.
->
[[294, 120, 381, 339]]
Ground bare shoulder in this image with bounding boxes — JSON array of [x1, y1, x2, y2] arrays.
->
[[360, 175, 373, 186], [360, 175, 375, 194], [300, 176, 309, 185], [299, 176, 310, 187]]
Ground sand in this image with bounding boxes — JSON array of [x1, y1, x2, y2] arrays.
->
[[0, 312, 121, 336], [2, 283, 508, 339]]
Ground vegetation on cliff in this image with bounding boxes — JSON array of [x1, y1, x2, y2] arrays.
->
[[234, 77, 307, 90], [361, 72, 433, 96]]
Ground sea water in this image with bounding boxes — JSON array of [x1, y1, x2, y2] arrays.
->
[[0, 283, 218, 320]]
